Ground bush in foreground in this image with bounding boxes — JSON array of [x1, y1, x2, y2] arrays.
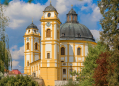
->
[[0, 74, 39, 86]]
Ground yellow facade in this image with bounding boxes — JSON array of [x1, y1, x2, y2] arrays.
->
[[23, 3, 97, 86]]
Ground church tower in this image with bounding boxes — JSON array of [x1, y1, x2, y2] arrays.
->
[[40, 2, 61, 86], [23, 21, 41, 75]]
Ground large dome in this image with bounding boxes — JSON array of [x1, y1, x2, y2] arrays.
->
[[44, 3, 57, 12], [60, 23, 95, 42], [60, 8, 95, 42]]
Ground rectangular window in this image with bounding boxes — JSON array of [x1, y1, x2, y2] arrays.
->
[[63, 69, 66, 74], [77, 48, 81, 55], [63, 78, 66, 80], [47, 53, 50, 59]]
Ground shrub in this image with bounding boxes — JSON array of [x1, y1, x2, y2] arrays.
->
[[0, 74, 39, 86]]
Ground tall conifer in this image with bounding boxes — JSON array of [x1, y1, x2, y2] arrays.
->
[[98, 0, 119, 85]]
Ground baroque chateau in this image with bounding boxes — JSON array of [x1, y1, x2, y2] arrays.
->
[[23, 2, 97, 86]]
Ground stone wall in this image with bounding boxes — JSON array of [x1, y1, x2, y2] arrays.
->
[[55, 80, 79, 86]]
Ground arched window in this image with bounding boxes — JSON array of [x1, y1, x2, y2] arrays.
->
[[35, 43, 38, 50], [47, 53, 50, 59], [27, 42, 29, 49], [73, 16, 75, 20], [46, 29, 51, 37], [57, 31, 59, 39], [48, 13, 51, 17], [69, 15, 71, 20], [27, 61, 29, 66], [61, 47, 65, 55], [34, 30, 36, 33], [28, 30, 30, 33], [77, 47, 81, 55]]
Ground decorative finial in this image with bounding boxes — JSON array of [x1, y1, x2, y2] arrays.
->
[[71, 5, 73, 7], [50, 0, 52, 6], [32, 17, 33, 23]]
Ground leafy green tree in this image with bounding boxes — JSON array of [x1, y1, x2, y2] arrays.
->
[[0, 3, 12, 79], [0, 74, 39, 86], [98, 0, 119, 85], [78, 41, 109, 86]]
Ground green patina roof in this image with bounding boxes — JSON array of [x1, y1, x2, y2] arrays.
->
[[60, 23, 95, 42], [44, 3, 57, 12], [26, 22, 38, 29]]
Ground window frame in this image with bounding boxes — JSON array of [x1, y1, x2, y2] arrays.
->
[[69, 15, 71, 20], [77, 47, 81, 55], [48, 13, 51, 17], [63, 69, 66, 74], [27, 42, 29, 50], [46, 29, 51, 37], [27, 61, 29, 66], [61, 47, 65, 55], [47, 53, 50, 59], [35, 42, 38, 50]]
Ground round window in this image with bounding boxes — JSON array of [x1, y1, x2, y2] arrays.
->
[[48, 13, 51, 17]]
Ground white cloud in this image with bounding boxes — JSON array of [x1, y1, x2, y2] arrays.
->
[[79, 3, 102, 30], [9, 60, 24, 73], [4, 1, 44, 29], [10, 45, 24, 60], [3, 0, 93, 29], [10, 45, 17, 50], [90, 30, 101, 42], [12, 60, 19, 67], [91, 6, 102, 22]]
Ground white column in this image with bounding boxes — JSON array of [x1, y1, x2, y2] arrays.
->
[[31, 36, 33, 51]]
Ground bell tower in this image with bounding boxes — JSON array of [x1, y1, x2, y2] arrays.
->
[[24, 20, 41, 75], [40, 2, 61, 86]]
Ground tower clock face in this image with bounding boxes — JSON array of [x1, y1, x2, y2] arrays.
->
[[46, 22, 51, 27], [27, 37, 29, 41]]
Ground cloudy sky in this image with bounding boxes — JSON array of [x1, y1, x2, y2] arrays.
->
[[2, 0, 103, 73]]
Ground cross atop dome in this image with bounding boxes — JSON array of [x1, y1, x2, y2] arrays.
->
[[32, 17, 33, 23]]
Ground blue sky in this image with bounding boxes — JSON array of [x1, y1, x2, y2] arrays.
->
[[1, 0, 102, 73]]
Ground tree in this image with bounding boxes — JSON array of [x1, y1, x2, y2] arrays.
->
[[93, 52, 112, 86], [0, 74, 39, 86], [0, 4, 12, 78], [98, 0, 119, 85], [78, 41, 109, 86]]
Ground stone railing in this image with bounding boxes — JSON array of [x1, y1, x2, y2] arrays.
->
[[55, 80, 79, 86]]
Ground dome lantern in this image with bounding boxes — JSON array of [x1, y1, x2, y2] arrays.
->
[[60, 6, 95, 42], [66, 5, 78, 23]]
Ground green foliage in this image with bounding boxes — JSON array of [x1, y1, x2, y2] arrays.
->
[[69, 70, 80, 81], [0, 3, 11, 79], [78, 41, 109, 86], [62, 79, 80, 86], [98, 0, 119, 85], [0, 74, 39, 86]]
